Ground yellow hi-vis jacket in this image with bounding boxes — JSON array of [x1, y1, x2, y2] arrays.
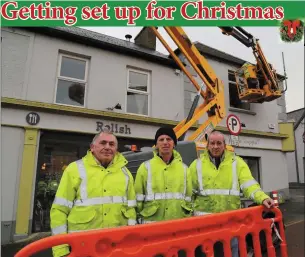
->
[[189, 150, 269, 216], [50, 151, 137, 257], [242, 62, 257, 79], [134, 150, 193, 224]]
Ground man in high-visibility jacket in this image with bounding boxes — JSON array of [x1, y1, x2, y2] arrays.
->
[[135, 127, 193, 225], [50, 130, 137, 257], [242, 62, 259, 89], [190, 130, 274, 257]]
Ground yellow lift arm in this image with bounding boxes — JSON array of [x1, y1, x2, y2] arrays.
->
[[151, 27, 225, 145], [149, 26, 285, 149]]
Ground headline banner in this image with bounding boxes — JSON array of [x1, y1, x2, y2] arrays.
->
[[1, 0, 304, 26]]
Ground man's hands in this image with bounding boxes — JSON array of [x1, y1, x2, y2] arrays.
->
[[262, 198, 275, 208]]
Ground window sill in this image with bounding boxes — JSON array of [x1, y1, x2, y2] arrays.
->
[[55, 102, 85, 108], [229, 107, 256, 115], [125, 112, 149, 117]]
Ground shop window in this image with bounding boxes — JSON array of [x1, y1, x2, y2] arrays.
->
[[228, 70, 250, 110], [32, 131, 92, 233], [33, 143, 81, 232], [55, 54, 89, 107], [126, 68, 150, 116]]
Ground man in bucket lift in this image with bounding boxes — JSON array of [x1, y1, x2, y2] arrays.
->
[[241, 62, 260, 89]]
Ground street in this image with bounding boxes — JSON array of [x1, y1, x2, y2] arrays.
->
[[285, 220, 305, 257]]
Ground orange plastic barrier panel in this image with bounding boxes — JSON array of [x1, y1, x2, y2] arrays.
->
[[15, 206, 288, 257]]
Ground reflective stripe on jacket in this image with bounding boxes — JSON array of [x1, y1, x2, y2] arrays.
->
[[135, 150, 193, 224], [190, 150, 269, 216], [50, 151, 137, 257]]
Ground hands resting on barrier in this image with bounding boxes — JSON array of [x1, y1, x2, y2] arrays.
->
[[262, 198, 275, 208]]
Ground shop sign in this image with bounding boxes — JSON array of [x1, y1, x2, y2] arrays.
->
[[96, 121, 131, 135], [26, 112, 40, 125]]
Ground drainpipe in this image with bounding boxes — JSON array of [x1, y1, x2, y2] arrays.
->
[[293, 126, 300, 183]]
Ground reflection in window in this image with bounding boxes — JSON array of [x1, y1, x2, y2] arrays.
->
[[127, 68, 150, 115], [56, 80, 85, 106], [128, 71, 148, 92], [33, 142, 79, 232], [127, 91, 148, 116], [55, 54, 88, 107]]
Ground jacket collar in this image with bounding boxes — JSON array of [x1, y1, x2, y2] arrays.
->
[[201, 149, 233, 163], [153, 149, 182, 165], [208, 151, 225, 166]]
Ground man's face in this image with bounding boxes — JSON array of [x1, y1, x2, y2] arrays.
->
[[90, 133, 117, 164], [156, 135, 174, 155], [207, 133, 225, 158]]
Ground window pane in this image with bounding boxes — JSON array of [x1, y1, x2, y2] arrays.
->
[[56, 79, 85, 106], [128, 71, 148, 92], [229, 83, 250, 110], [60, 56, 86, 80], [127, 92, 148, 115], [33, 142, 79, 232], [241, 157, 260, 182], [228, 72, 236, 82]]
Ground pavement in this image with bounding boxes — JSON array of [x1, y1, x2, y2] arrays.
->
[[280, 188, 305, 224], [279, 188, 305, 257], [2, 188, 304, 257], [285, 220, 304, 257]]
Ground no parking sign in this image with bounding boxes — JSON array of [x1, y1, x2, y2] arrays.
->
[[226, 114, 241, 136]]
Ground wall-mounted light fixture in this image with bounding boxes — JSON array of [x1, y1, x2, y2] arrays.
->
[[106, 103, 122, 111]]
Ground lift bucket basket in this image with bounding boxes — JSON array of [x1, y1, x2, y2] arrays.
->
[[15, 206, 288, 257]]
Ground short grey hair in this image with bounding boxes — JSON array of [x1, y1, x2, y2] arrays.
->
[[91, 128, 118, 146], [207, 130, 226, 144]]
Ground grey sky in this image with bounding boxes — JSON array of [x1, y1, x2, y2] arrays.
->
[[84, 26, 304, 112]]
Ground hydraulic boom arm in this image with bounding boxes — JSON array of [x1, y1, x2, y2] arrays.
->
[[149, 26, 284, 148], [151, 27, 226, 148]]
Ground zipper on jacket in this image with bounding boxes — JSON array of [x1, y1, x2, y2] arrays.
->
[[163, 163, 168, 218]]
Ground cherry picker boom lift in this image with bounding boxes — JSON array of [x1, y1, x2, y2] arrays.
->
[[219, 27, 285, 102]]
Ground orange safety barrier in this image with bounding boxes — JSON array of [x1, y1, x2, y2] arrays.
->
[[15, 206, 288, 257]]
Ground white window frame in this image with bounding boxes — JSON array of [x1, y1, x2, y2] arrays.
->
[[54, 53, 89, 107], [126, 68, 150, 116]]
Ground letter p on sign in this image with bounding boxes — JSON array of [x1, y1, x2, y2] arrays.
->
[[226, 114, 241, 136]]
